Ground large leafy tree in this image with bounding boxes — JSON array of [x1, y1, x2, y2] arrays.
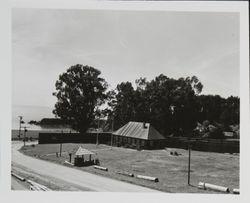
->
[[219, 96, 239, 127], [196, 95, 225, 125], [196, 95, 239, 128], [143, 75, 203, 135], [111, 82, 136, 129], [52, 64, 108, 133], [109, 74, 203, 135]]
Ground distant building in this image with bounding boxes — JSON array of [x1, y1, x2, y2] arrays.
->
[[111, 121, 165, 150], [223, 131, 234, 138]]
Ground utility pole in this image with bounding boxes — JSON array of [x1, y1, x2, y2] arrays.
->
[[111, 117, 114, 149], [23, 126, 28, 147], [188, 142, 192, 185], [96, 118, 100, 146], [18, 116, 23, 140], [60, 130, 63, 157]]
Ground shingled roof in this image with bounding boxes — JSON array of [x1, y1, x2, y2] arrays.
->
[[112, 121, 165, 140]]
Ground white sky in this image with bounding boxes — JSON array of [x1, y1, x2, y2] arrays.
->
[[12, 8, 239, 108]]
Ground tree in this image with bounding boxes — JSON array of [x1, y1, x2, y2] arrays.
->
[[196, 95, 225, 123], [52, 64, 108, 133], [220, 96, 239, 127], [109, 74, 203, 136], [144, 75, 203, 135], [111, 82, 137, 129], [196, 95, 239, 131]]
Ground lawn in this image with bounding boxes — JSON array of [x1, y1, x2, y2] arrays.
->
[[20, 143, 239, 193]]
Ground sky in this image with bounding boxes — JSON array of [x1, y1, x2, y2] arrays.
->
[[12, 8, 239, 109]]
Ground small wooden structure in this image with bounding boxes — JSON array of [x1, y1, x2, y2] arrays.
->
[[74, 146, 96, 167]]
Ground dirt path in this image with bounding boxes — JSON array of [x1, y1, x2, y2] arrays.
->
[[12, 141, 160, 192]]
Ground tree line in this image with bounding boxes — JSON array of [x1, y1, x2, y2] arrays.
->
[[52, 64, 239, 138]]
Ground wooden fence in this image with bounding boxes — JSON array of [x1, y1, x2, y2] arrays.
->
[[164, 137, 239, 153], [38, 132, 111, 144], [38, 133, 239, 153]]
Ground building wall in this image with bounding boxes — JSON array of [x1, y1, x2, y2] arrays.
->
[[111, 135, 165, 150]]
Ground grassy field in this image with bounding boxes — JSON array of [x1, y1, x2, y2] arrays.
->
[[20, 142, 239, 193]]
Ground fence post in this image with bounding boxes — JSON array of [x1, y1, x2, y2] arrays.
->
[[60, 143, 62, 157], [69, 153, 72, 162]]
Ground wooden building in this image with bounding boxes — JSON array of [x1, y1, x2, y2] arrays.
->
[[111, 122, 165, 150]]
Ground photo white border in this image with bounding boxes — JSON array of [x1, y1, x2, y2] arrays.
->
[[0, 1, 249, 203]]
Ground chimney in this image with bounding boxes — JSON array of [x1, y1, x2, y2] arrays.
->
[[143, 122, 147, 129]]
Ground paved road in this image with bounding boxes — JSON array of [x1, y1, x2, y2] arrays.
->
[[12, 142, 160, 192]]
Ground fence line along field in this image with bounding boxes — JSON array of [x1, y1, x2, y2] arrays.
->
[[20, 142, 239, 193]]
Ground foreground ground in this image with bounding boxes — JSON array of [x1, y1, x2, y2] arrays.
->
[[12, 141, 159, 192], [19, 141, 239, 193], [11, 176, 29, 190]]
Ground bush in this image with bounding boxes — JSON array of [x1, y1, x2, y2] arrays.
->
[[208, 127, 224, 139]]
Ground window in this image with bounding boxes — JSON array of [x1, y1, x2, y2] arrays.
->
[[128, 137, 131, 143], [150, 141, 154, 147]]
